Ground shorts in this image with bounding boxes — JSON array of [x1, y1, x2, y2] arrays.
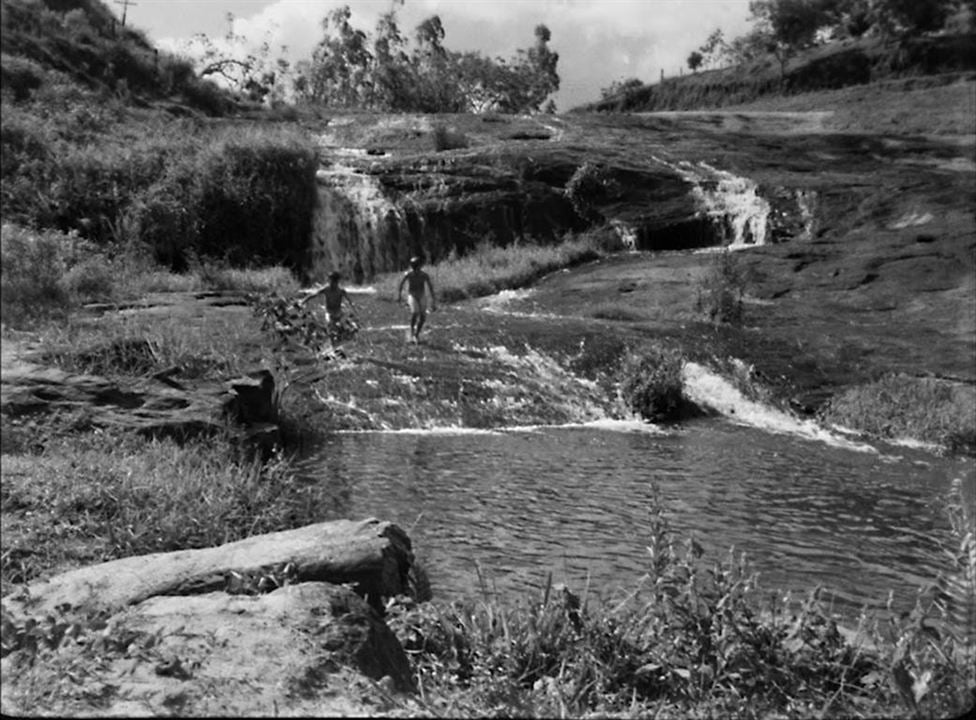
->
[[408, 294, 427, 315]]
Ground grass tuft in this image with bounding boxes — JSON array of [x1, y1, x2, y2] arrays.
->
[[617, 345, 688, 423], [822, 374, 976, 453]]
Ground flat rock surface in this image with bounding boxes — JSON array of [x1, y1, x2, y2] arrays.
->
[[2, 582, 415, 717]]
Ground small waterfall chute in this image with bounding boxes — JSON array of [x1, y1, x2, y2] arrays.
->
[[654, 156, 771, 249]]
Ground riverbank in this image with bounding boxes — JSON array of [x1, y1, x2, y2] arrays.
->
[[2, 242, 975, 716]]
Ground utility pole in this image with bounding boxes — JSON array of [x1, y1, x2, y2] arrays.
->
[[114, 0, 137, 27]]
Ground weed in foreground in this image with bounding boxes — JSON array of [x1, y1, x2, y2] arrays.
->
[[695, 249, 749, 325], [387, 491, 975, 719], [617, 344, 687, 423]]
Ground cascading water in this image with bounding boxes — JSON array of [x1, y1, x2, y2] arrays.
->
[[653, 156, 772, 248], [312, 162, 412, 283]]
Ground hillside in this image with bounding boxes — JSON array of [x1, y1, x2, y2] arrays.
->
[[0, 0, 233, 114], [581, 32, 976, 123]]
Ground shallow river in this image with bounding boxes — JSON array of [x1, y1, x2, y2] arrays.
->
[[299, 418, 969, 619]]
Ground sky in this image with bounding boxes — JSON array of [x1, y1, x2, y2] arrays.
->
[[118, 0, 756, 110]]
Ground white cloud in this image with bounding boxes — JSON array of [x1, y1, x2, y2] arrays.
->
[[157, 0, 755, 109]]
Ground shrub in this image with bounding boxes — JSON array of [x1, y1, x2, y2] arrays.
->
[[192, 129, 319, 270], [695, 249, 748, 324], [180, 77, 231, 116], [618, 344, 687, 422], [564, 162, 620, 222], [0, 53, 46, 101], [432, 123, 469, 151], [60, 255, 116, 303], [0, 224, 72, 327], [822, 373, 976, 452]]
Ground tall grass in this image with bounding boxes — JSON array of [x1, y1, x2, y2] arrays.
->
[[0, 430, 332, 596], [387, 494, 976, 718], [374, 233, 605, 303], [2, 85, 318, 272], [1, 223, 299, 331], [822, 374, 976, 453]]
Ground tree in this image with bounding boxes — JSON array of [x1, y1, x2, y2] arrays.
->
[[297, 6, 373, 107], [698, 28, 730, 68], [292, 5, 559, 113], [747, 0, 831, 78], [371, 6, 414, 110], [872, 0, 953, 34], [687, 50, 704, 72], [184, 13, 289, 104]]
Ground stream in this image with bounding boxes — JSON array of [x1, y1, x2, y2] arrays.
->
[[299, 415, 969, 620]]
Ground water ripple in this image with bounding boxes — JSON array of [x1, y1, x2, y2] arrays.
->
[[300, 421, 963, 619]]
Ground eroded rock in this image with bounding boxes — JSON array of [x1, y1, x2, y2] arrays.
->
[[0, 364, 278, 445]]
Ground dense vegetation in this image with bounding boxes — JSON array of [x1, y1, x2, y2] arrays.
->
[[1, 0, 321, 291]]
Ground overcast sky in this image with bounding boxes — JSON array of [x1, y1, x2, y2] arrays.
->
[[122, 0, 755, 110]]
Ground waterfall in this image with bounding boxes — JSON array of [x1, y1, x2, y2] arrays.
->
[[312, 163, 412, 283], [655, 157, 771, 248], [681, 361, 881, 453]]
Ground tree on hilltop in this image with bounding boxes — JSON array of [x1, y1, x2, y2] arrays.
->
[[290, 4, 560, 113]]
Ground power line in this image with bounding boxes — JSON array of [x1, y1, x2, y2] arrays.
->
[[114, 0, 137, 27]]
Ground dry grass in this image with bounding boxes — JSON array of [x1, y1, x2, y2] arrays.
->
[[373, 234, 604, 304]]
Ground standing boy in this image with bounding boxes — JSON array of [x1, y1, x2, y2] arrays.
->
[[397, 256, 436, 343]]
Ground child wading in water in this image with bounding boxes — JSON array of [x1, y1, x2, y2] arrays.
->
[[300, 271, 357, 346], [397, 256, 436, 343]]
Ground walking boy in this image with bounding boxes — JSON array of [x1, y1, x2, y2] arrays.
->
[[397, 256, 436, 343]]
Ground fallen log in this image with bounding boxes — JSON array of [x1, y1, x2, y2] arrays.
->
[[5, 518, 413, 616]]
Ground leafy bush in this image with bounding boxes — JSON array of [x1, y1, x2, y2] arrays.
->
[[190, 129, 319, 270], [60, 254, 115, 303], [564, 162, 620, 222], [695, 249, 749, 324], [0, 53, 45, 101], [0, 224, 72, 327], [618, 345, 687, 423]]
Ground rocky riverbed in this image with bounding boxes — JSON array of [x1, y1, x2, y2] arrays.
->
[[2, 107, 973, 715]]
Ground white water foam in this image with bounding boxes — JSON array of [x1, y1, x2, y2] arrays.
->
[[681, 361, 880, 453], [654, 156, 771, 247], [478, 288, 534, 313], [330, 418, 666, 436]]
